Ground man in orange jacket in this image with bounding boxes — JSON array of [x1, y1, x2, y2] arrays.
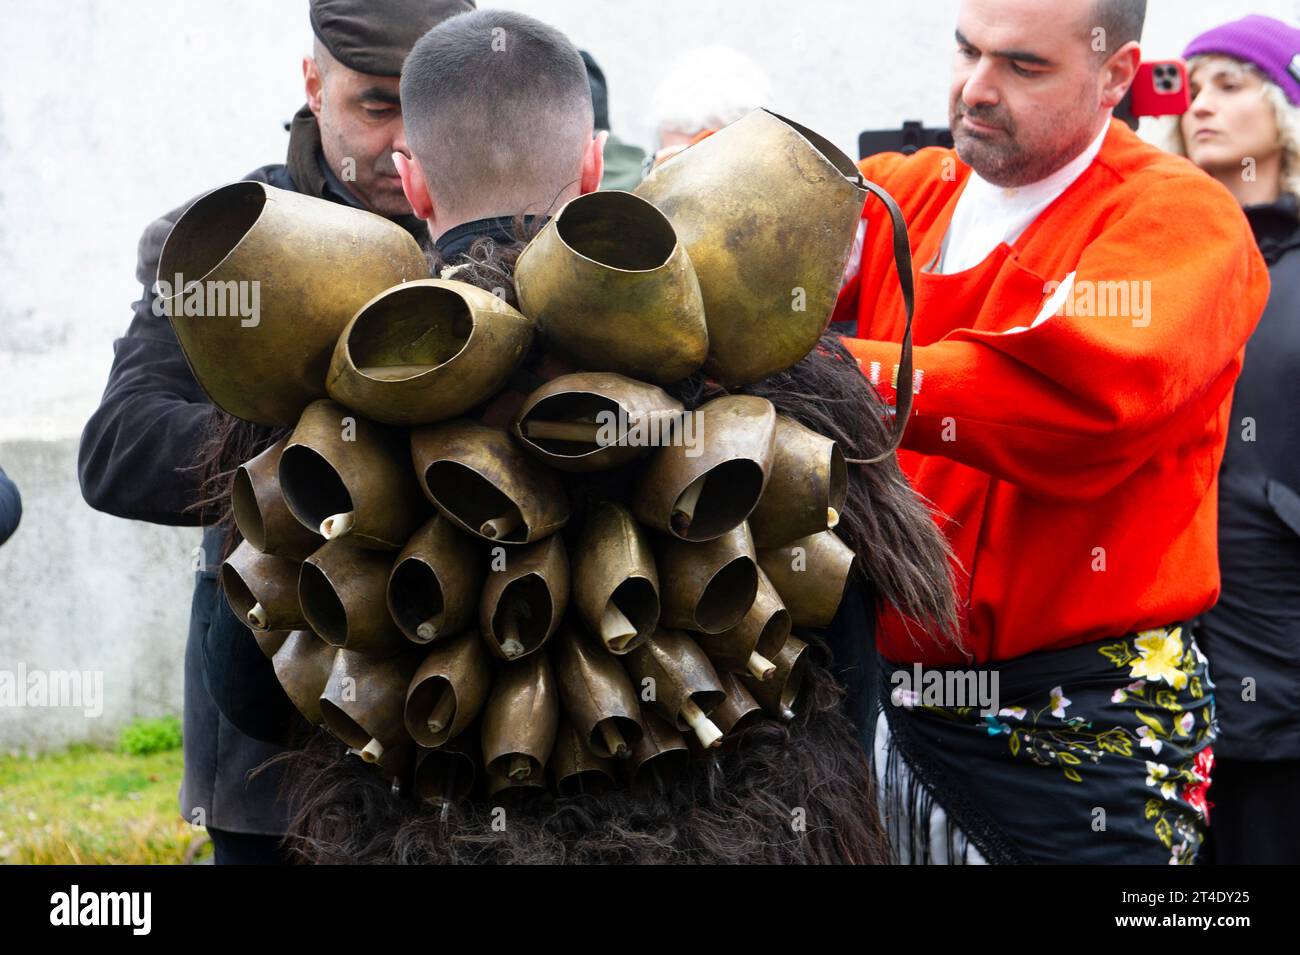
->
[[835, 0, 1270, 863]]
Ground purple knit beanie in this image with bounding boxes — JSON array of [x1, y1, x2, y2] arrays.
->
[[1183, 15, 1300, 105]]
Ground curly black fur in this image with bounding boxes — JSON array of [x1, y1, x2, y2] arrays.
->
[[272, 635, 887, 864]]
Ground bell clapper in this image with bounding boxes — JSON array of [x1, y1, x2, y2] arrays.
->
[[522, 420, 603, 444], [427, 688, 456, 734], [416, 618, 439, 641], [508, 754, 532, 781], [598, 720, 629, 758], [499, 612, 526, 659], [827, 506, 841, 529], [480, 506, 524, 540], [747, 651, 777, 682], [781, 705, 796, 721], [600, 602, 638, 651], [360, 738, 384, 763], [320, 510, 356, 540], [246, 602, 269, 630], [671, 477, 706, 535], [680, 698, 723, 749]]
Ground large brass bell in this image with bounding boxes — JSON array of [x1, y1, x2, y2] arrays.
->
[[757, 530, 855, 628], [326, 279, 535, 426], [711, 671, 765, 735], [232, 436, 323, 560], [634, 109, 868, 386], [158, 182, 427, 425], [386, 514, 483, 644], [627, 704, 690, 791], [552, 719, 618, 796], [414, 736, 478, 804], [656, 523, 759, 634], [478, 535, 569, 661], [625, 629, 726, 749], [634, 394, 776, 542], [514, 190, 707, 384], [699, 566, 790, 681], [279, 399, 426, 550], [299, 539, 407, 656], [403, 630, 493, 747], [410, 419, 570, 544], [318, 647, 422, 768], [551, 627, 643, 759], [480, 653, 559, 785], [220, 540, 308, 632], [748, 416, 847, 547], [512, 372, 684, 473], [741, 635, 811, 721], [572, 502, 658, 654], [271, 629, 337, 725]]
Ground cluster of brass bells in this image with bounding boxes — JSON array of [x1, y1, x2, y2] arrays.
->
[[161, 108, 868, 427], [221, 381, 853, 800], [169, 108, 869, 803]]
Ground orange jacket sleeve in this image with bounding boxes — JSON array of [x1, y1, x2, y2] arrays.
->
[[843, 176, 1270, 502]]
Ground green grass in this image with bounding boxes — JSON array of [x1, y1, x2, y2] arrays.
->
[[0, 736, 210, 865]]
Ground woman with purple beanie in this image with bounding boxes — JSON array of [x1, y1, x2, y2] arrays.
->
[[1162, 14, 1300, 864]]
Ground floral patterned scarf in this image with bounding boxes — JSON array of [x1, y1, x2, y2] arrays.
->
[[877, 624, 1216, 864]]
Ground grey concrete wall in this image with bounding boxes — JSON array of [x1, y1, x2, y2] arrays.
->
[[2, 0, 1298, 750], [0, 440, 199, 751]]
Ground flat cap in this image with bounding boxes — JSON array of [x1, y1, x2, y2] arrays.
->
[[310, 0, 476, 77]]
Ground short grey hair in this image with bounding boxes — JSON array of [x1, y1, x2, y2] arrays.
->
[[400, 9, 594, 219], [1090, 0, 1147, 55]]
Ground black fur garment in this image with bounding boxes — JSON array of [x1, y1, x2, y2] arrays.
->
[[266, 234, 959, 864]]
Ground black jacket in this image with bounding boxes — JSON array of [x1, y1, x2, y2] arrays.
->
[[1197, 194, 1300, 761], [78, 108, 424, 834], [0, 466, 20, 545]]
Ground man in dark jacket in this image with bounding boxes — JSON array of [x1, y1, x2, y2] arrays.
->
[[0, 466, 20, 546], [77, 0, 473, 865]]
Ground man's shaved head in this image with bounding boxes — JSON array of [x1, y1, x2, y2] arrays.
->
[[401, 9, 595, 221], [1090, 0, 1146, 55]]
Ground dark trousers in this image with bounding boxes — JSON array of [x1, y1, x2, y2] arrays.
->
[[209, 827, 289, 865], [1204, 757, 1300, 864]]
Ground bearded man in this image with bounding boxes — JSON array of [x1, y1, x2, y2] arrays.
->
[[833, 0, 1269, 863]]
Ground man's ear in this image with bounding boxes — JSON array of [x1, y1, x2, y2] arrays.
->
[[304, 56, 325, 117], [394, 151, 434, 221], [1101, 41, 1142, 110], [579, 130, 608, 195]]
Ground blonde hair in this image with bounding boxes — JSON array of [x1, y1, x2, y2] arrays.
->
[[1156, 54, 1300, 200]]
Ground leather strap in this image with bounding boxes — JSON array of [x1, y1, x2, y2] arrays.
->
[[847, 178, 916, 466]]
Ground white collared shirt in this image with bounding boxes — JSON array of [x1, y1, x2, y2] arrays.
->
[[938, 118, 1111, 275]]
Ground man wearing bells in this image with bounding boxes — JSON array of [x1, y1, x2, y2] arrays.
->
[[77, 0, 476, 865]]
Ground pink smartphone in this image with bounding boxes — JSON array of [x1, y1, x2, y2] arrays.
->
[[1129, 60, 1191, 117]]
